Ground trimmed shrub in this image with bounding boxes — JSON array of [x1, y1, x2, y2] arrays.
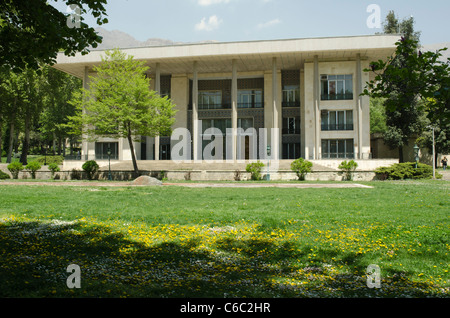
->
[[7, 162, 24, 179], [0, 170, 11, 180], [290, 158, 313, 180], [82, 160, 99, 180], [246, 161, 265, 181], [35, 155, 64, 165], [375, 162, 442, 180], [339, 160, 358, 181], [25, 161, 42, 179], [48, 163, 61, 179], [70, 169, 82, 180]]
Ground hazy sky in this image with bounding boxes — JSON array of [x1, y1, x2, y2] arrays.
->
[[55, 0, 450, 45]]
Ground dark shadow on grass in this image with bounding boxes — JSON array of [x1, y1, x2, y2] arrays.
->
[[0, 219, 446, 298]]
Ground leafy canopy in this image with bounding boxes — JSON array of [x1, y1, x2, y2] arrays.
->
[[364, 37, 450, 127], [67, 49, 176, 175], [0, 0, 108, 71], [68, 49, 176, 140]]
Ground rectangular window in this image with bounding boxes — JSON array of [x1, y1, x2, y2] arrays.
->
[[238, 118, 254, 131], [321, 75, 353, 100], [201, 119, 231, 160], [238, 90, 263, 108], [95, 142, 119, 160], [321, 139, 354, 159], [321, 110, 353, 131], [202, 118, 231, 135], [199, 91, 222, 109], [282, 117, 300, 135], [282, 85, 300, 107]]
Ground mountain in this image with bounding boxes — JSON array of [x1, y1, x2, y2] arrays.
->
[[91, 27, 217, 50], [91, 27, 180, 50], [92, 27, 450, 62]]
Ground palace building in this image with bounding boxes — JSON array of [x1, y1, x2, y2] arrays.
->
[[53, 34, 400, 175]]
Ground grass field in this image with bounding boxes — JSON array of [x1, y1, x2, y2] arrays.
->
[[0, 180, 448, 298]]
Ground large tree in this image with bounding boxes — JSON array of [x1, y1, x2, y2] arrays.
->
[[365, 37, 449, 161], [0, 0, 108, 72], [364, 12, 438, 162], [40, 66, 82, 156], [67, 49, 177, 176], [0, 68, 27, 163]]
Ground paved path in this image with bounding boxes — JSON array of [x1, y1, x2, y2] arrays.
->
[[440, 170, 450, 181], [163, 183, 373, 188], [0, 181, 373, 188]]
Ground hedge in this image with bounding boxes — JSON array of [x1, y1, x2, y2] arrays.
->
[[375, 162, 442, 180]]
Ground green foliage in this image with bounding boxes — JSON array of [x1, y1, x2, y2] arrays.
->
[[364, 37, 450, 128], [7, 162, 24, 179], [0, 170, 11, 179], [0, 182, 448, 298], [34, 155, 64, 166], [0, 0, 107, 72], [370, 97, 388, 134], [290, 158, 313, 180], [82, 160, 99, 180], [70, 169, 82, 180], [38, 66, 81, 152], [25, 161, 42, 179], [48, 163, 61, 179], [375, 162, 442, 180], [66, 49, 177, 175], [246, 161, 265, 180], [338, 160, 358, 181]]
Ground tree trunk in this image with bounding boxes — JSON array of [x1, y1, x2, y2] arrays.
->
[[58, 135, 62, 156], [398, 146, 404, 163], [127, 125, 139, 177], [20, 113, 31, 165], [6, 121, 15, 163], [0, 120, 3, 163], [6, 98, 17, 163], [52, 131, 57, 155], [63, 137, 67, 157]]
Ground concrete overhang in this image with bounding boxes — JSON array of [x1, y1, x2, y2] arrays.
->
[[52, 34, 401, 79]]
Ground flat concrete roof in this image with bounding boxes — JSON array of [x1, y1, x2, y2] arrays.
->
[[53, 34, 400, 78]]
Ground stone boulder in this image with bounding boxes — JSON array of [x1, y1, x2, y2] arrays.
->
[[131, 176, 162, 186]]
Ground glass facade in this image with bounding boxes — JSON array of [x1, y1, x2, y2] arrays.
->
[[321, 139, 354, 159], [238, 90, 263, 108], [321, 110, 353, 131], [95, 142, 119, 160], [321, 75, 353, 100]]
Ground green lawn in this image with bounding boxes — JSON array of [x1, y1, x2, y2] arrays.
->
[[0, 180, 448, 298]]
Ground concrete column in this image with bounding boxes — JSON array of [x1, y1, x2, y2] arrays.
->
[[272, 57, 280, 160], [356, 54, 363, 159], [154, 63, 161, 160], [192, 61, 199, 161], [300, 69, 306, 159], [313, 55, 320, 160], [82, 66, 89, 159], [231, 59, 238, 161], [82, 66, 96, 160]]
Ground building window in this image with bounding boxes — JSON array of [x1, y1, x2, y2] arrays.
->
[[321, 110, 353, 131], [95, 142, 118, 160], [282, 85, 300, 107], [283, 143, 301, 159], [282, 117, 300, 135], [238, 90, 263, 108], [199, 91, 222, 109], [321, 139, 354, 159], [160, 144, 171, 161], [201, 119, 231, 160], [321, 75, 353, 100]]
